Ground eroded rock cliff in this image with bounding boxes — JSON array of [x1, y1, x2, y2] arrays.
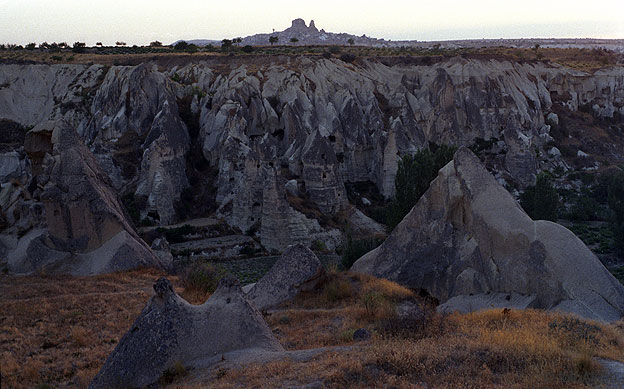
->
[[0, 56, 623, 261]]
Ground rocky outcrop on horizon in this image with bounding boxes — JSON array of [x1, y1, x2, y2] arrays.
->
[[351, 148, 624, 322], [240, 18, 390, 47], [0, 57, 623, 268]]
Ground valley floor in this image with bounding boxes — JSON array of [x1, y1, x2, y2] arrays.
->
[[1, 270, 624, 388]]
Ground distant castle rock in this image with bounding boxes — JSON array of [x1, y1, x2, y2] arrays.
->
[[239, 18, 388, 47]]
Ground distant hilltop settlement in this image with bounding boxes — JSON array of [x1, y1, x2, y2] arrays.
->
[[176, 18, 624, 52]]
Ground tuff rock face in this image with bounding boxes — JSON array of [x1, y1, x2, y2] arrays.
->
[[247, 244, 325, 311], [6, 119, 160, 275], [1, 57, 623, 255], [351, 147, 624, 322], [90, 277, 284, 389]]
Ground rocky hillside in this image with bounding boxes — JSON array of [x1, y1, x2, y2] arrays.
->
[[0, 55, 623, 273]]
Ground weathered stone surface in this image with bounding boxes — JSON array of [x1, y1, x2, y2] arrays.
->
[[1, 58, 623, 253], [150, 237, 174, 271], [247, 244, 325, 311], [8, 120, 160, 275], [351, 147, 624, 322], [0, 152, 23, 183], [84, 64, 190, 225], [438, 293, 538, 314], [345, 207, 387, 238], [90, 277, 283, 389], [135, 99, 190, 225]]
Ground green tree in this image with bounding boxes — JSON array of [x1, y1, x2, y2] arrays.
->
[[347, 38, 355, 45], [149, 40, 162, 47], [290, 37, 299, 45], [520, 173, 559, 222], [221, 39, 232, 51], [25, 43, 36, 50], [341, 235, 383, 269], [386, 145, 456, 230], [608, 170, 624, 254], [72, 42, 86, 53], [174, 41, 189, 51], [269, 36, 279, 46], [233, 37, 243, 46]]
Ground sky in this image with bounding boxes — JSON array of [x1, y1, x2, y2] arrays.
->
[[0, 0, 622, 46]]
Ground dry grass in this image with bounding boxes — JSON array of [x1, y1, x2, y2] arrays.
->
[[196, 273, 624, 388], [0, 268, 180, 389], [2, 269, 623, 388]]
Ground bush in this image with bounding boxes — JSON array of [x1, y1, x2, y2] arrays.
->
[[328, 46, 341, 54], [340, 53, 356, 63], [156, 224, 196, 243], [180, 263, 226, 295], [310, 240, 327, 252], [520, 174, 559, 222], [242, 45, 253, 53], [341, 235, 383, 269], [323, 277, 353, 302], [386, 145, 456, 230], [361, 291, 384, 317], [567, 190, 598, 221], [174, 41, 189, 51], [159, 361, 187, 384], [377, 301, 445, 339], [72, 42, 86, 54]]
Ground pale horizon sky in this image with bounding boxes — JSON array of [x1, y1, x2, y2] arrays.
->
[[1, 0, 622, 46]]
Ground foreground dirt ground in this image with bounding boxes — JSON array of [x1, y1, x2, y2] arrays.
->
[[1, 269, 624, 388], [0, 269, 179, 388]]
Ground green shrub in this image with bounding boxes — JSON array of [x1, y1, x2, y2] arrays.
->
[[567, 191, 598, 221], [340, 53, 356, 63], [520, 174, 559, 222], [156, 224, 196, 243], [323, 278, 353, 302], [361, 291, 384, 317], [180, 263, 226, 294], [310, 240, 327, 252], [341, 235, 383, 269], [386, 145, 455, 230], [160, 361, 187, 384], [328, 46, 341, 54]]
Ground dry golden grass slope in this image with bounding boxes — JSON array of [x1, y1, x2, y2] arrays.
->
[[1, 269, 624, 388]]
